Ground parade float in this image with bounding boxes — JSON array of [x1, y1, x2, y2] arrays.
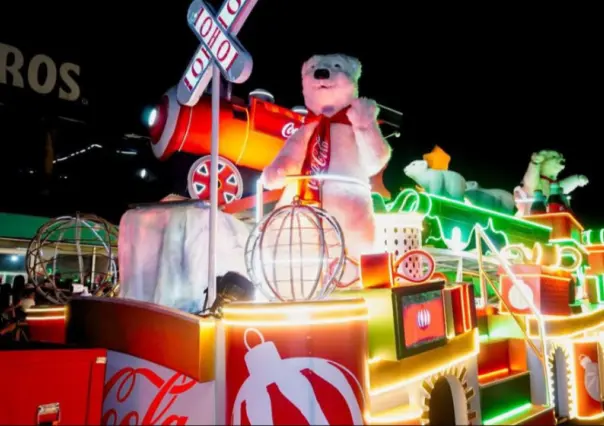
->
[[3, 1, 603, 425]]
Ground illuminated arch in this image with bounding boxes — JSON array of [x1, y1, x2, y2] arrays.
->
[[420, 365, 477, 425]]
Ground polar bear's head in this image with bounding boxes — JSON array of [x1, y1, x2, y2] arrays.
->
[[404, 159, 429, 179], [539, 150, 566, 179], [301, 54, 362, 116]]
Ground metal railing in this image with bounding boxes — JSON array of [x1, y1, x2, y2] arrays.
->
[[475, 226, 551, 407]]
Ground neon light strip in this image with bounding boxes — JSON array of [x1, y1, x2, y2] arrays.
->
[[426, 192, 551, 230], [364, 407, 423, 424], [26, 315, 66, 321], [525, 212, 584, 232], [369, 330, 479, 396], [483, 402, 533, 425], [478, 367, 510, 381]]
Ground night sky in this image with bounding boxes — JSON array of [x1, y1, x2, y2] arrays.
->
[[0, 2, 601, 226]]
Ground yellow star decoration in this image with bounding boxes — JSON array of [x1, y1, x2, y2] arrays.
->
[[423, 145, 451, 170]]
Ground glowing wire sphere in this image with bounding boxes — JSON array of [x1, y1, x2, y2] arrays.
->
[[25, 213, 119, 304], [245, 202, 346, 302]]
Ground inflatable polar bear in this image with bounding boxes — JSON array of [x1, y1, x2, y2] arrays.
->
[[404, 159, 466, 200], [465, 181, 516, 213], [515, 150, 588, 216], [262, 54, 391, 260]]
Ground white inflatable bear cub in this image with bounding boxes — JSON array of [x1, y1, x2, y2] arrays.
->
[[404, 159, 466, 200]]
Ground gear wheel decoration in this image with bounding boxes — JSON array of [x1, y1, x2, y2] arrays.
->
[[187, 155, 243, 204]]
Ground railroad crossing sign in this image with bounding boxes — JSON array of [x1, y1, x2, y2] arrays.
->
[[177, 0, 257, 106]]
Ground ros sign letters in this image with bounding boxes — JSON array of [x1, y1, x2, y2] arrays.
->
[[0, 42, 81, 102]]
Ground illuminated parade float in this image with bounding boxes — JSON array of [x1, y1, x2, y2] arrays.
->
[[3, 1, 604, 425]]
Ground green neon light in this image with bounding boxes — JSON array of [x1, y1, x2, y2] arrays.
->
[[484, 402, 533, 425], [424, 216, 510, 251], [422, 192, 551, 231], [583, 229, 604, 246], [373, 189, 551, 252], [584, 273, 604, 303], [375, 189, 550, 231]]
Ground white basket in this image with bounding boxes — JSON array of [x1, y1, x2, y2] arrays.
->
[[374, 213, 424, 278]]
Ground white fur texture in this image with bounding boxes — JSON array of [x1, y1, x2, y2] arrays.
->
[[118, 205, 251, 312], [515, 150, 588, 215], [404, 159, 466, 200], [262, 54, 391, 260]]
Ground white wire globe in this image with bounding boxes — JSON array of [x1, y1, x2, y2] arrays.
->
[[245, 203, 346, 302], [25, 213, 119, 304]]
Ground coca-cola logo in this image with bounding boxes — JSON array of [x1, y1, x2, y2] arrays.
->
[[102, 367, 196, 425], [308, 136, 329, 190], [281, 122, 299, 138]]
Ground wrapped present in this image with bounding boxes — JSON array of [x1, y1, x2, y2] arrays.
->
[[585, 274, 604, 304], [498, 264, 574, 316], [360, 252, 394, 289], [525, 212, 583, 242], [359, 250, 436, 289], [444, 283, 477, 336], [586, 244, 604, 275]]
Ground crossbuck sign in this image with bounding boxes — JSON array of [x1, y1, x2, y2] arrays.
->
[[176, 0, 257, 321], [177, 0, 257, 106]]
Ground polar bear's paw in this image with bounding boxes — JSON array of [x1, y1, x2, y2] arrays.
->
[[347, 97, 378, 130]]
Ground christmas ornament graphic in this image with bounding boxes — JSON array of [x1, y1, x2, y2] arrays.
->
[[508, 279, 534, 311], [231, 328, 364, 425], [579, 354, 601, 401]]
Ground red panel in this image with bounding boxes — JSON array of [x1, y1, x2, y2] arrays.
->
[[449, 286, 465, 335], [0, 347, 107, 425], [477, 340, 510, 375], [28, 318, 66, 344], [587, 248, 604, 274], [465, 284, 478, 329], [225, 320, 367, 425], [447, 284, 475, 335], [521, 408, 555, 426]]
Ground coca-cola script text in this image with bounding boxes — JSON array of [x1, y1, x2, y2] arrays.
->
[[102, 367, 196, 425]]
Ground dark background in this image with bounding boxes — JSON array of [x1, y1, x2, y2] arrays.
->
[[0, 2, 600, 226]]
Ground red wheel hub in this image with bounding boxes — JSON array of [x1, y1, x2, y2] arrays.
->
[[187, 156, 243, 204]]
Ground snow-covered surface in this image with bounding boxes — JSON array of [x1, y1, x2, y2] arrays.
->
[[118, 204, 251, 313]]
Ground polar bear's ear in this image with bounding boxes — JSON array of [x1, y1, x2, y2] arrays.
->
[[302, 55, 319, 76], [344, 56, 362, 82], [415, 160, 428, 169]]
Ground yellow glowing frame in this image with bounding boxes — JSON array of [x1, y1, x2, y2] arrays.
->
[[222, 299, 368, 327], [526, 309, 604, 340], [368, 329, 479, 396], [500, 242, 583, 273]]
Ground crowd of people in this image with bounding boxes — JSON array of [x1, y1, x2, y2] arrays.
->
[[0, 275, 37, 341]]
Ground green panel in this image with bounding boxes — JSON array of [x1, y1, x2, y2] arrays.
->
[[0, 213, 50, 240], [480, 372, 532, 421], [0, 213, 117, 247], [487, 314, 525, 340], [477, 314, 489, 337], [372, 189, 552, 251], [330, 289, 398, 361], [471, 276, 498, 299]]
